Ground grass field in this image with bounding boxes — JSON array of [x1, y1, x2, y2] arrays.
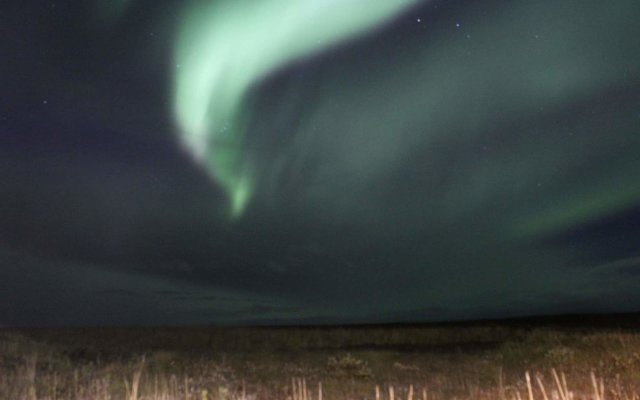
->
[[2, 313, 640, 400]]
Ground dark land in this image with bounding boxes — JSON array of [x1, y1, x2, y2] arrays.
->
[[2, 312, 640, 399]]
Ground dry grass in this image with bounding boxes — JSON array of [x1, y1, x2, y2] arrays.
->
[[2, 318, 640, 399]]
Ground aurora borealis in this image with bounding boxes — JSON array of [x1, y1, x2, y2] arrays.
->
[[1, 0, 640, 326], [173, 0, 420, 217]]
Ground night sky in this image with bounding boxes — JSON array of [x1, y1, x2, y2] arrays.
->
[[2, 0, 640, 326]]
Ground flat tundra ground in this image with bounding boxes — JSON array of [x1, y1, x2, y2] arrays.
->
[[2, 315, 640, 399]]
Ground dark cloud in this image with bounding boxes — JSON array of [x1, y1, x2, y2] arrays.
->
[[98, 289, 142, 298]]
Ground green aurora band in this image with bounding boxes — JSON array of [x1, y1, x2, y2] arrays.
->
[[173, 0, 420, 218]]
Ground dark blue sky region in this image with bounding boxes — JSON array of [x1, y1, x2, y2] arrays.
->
[[1, 0, 640, 326]]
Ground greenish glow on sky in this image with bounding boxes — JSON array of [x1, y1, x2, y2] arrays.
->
[[4, 0, 640, 325], [95, 0, 131, 23], [173, 0, 419, 217]]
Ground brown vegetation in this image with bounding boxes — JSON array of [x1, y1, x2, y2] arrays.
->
[[2, 317, 640, 399]]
